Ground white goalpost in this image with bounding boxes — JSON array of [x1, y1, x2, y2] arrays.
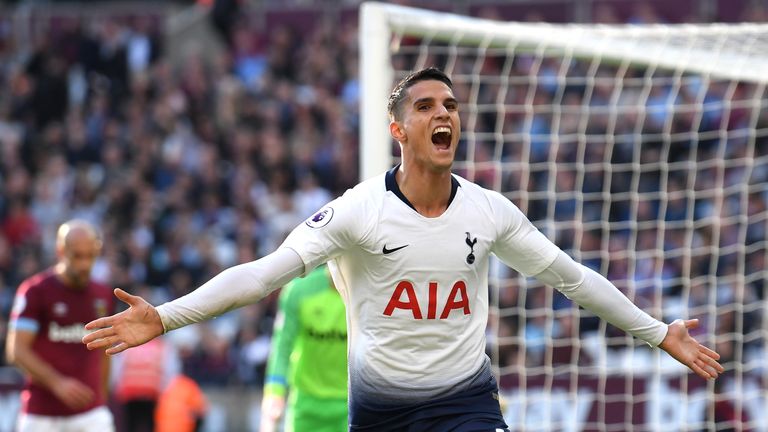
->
[[360, 3, 768, 431]]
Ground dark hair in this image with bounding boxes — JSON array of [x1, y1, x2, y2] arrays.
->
[[387, 67, 453, 121]]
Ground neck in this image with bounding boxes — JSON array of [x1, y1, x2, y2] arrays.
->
[[396, 163, 453, 217]]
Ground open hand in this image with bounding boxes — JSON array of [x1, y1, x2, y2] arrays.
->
[[82, 288, 165, 355], [52, 376, 94, 410], [659, 319, 724, 380]]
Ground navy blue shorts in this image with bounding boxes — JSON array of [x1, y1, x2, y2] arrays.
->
[[349, 384, 509, 432]]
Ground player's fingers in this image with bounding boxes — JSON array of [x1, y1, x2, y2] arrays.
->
[[689, 360, 712, 380], [105, 342, 130, 356], [84, 315, 116, 331], [85, 338, 111, 351], [69, 392, 93, 409], [65, 394, 90, 410], [89, 334, 124, 350], [683, 318, 699, 329], [61, 382, 93, 409], [698, 344, 721, 360], [699, 350, 723, 370], [72, 386, 94, 403], [694, 358, 719, 379], [114, 287, 140, 305], [85, 333, 121, 351], [82, 327, 114, 344], [699, 351, 725, 373]]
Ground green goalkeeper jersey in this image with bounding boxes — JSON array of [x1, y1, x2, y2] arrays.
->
[[264, 265, 348, 401]]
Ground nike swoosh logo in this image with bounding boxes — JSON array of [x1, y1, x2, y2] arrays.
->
[[382, 244, 409, 255]]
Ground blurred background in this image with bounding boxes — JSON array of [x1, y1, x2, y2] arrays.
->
[[0, 0, 766, 431]]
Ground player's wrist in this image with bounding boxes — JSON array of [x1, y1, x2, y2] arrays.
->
[[263, 382, 287, 398], [153, 304, 172, 334], [150, 306, 165, 336]]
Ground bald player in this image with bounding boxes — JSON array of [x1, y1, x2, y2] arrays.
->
[[6, 220, 116, 432]]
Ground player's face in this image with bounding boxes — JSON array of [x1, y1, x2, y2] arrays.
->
[[59, 235, 100, 289], [397, 80, 460, 172]]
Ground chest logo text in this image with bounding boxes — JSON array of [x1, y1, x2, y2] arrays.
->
[[383, 281, 471, 319]]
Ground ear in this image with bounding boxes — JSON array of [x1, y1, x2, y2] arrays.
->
[[55, 243, 65, 258], [390, 121, 406, 143]]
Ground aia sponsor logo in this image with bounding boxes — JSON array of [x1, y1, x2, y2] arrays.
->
[[383, 280, 471, 319]]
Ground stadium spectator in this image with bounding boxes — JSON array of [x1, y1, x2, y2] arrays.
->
[[0, 11, 356, 385], [260, 265, 347, 432], [154, 372, 208, 432], [112, 333, 180, 432], [5, 220, 116, 431]]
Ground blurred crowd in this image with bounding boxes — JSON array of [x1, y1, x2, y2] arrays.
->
[[0, 0, 767, 401], [0, 0, 360, 389]]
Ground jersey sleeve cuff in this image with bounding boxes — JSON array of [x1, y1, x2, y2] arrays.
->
[[647, 322, 669, 348], [263, 379, 288, 397], [155, 304, 172, 333], [281, 246, 311, 276], [9, 317, 39, 333]]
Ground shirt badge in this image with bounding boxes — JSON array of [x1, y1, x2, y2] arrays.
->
[[53, 302, 68, 316], [94, 299, 108, 317], [306, 207, 334, 228]]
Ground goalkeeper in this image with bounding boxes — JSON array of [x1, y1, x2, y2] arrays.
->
[[260, 265, 347, 432]]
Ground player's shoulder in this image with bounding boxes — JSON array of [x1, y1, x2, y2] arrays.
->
[[17, 269, 57, 295], [347, 172, 388, 201], [452, 173, 512, 208], [322, 172, 387, 219], [452, 173, 488, 194]]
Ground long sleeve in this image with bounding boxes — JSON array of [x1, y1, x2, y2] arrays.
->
[[156, 248, 305, 332], [534, 251, 668, 346]]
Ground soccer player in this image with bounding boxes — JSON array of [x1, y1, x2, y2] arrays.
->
[[83, 67, 724, 431], [260, 264, 347, 432], [6, 220, 116, 431]]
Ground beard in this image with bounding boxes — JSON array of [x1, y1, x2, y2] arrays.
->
[[66, 270, 90, 289]]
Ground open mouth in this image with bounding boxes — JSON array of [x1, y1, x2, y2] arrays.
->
[[432, 126, 452, 150]]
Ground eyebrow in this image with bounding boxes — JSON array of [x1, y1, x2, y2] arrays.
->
[[412, 96, 459, 106]]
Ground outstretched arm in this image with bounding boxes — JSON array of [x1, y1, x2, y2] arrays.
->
[[83, 247, 306, 354], [534, 251, 723, 380]]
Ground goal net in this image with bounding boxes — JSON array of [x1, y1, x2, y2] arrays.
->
[[360, 3, 768, 431]]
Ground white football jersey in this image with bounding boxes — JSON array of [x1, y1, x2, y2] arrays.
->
[[281, 168, 560, 406]]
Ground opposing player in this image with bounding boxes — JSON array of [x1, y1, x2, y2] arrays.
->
[[6, 220, 116, 432], [260, 264, 347, 432], [83, 68, 723, 431]]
